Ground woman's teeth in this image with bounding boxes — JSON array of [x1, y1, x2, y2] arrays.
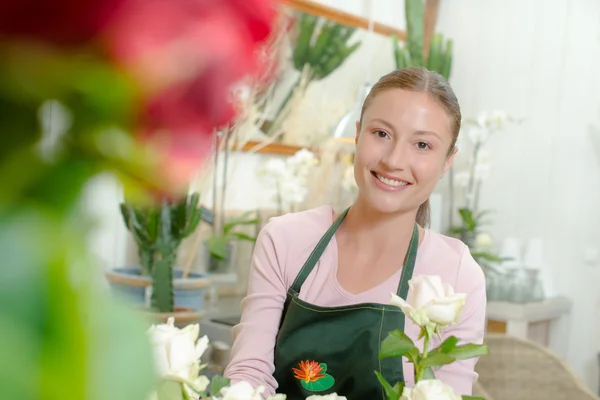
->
[[375, 173, 408, 187]]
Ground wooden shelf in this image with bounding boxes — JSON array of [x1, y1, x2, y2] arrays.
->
[[275, 0, 406, 40], [234, 141, 306, 156]]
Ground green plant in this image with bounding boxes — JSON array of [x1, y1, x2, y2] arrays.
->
[[392, 0, 453, 80], [292, 13, 361, 80], [120, 193, 203, 313], [206, 211, 259, 265], [268, 13, 361, 127]]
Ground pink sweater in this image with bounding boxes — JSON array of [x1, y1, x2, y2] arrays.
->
[[224, 206, 486, 397]]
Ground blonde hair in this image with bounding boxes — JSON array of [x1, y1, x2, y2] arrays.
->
[[359, 67, 461, 227]]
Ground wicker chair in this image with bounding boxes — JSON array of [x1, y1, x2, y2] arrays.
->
[[475, 333, 599, 400]]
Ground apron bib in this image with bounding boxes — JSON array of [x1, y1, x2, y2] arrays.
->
[[273, 208, 419, 399]]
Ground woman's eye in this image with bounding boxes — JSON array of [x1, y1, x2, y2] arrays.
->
[[374, 130, 389, 139], [417, 141, 430, 150]]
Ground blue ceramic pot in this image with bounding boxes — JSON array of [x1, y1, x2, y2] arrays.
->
[[105, 267, 212, 312]]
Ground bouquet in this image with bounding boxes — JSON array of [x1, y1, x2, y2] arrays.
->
[[147, 274, 487, 400]]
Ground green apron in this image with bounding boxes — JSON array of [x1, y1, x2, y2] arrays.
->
[[273, 208, 419, 399]]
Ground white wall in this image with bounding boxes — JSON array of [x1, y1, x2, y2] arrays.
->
[[436, 0, 600, 390]]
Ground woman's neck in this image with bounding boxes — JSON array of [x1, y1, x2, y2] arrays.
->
[[338, 196, 419, 251]]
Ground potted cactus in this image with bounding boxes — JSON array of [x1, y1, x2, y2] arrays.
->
[[106, 192, 212, 323]]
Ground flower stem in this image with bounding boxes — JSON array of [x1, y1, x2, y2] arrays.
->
[[415, 328, 431, 383]]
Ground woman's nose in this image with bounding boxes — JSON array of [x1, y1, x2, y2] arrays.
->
[[381, 141, 409, 170]]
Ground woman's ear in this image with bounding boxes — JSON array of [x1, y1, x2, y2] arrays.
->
[[355, 121, 360, 145], [442, 146, 458, 178]]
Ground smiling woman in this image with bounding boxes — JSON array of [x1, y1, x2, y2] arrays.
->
[[225, 67, 486, 399], [355, 67, 461, 227]]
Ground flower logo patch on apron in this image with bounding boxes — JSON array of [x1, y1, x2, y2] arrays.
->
[[292, 360, 335, 391]]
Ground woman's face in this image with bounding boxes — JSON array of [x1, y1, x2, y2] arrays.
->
[[354, 88, 456, 215]]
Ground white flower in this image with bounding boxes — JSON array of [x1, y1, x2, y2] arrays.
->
[[401, 379, 461, 400], [467, 126, 489, 144], [305, 394, 347, 400], [259, 158, 288, 180], [453, 171, 469, 188], [489, 110, 508, 130], [475, 233, 493, 250], [147, 317, 210, 397], [389, 275, 467, 329], [218, 381, 265, 400], [475, 111, 489, 128], [474, 162, 490, 181]]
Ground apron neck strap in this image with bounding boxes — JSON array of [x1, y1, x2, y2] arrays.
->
[[289, 207, 420, 297], [290, 207, 349, 294]]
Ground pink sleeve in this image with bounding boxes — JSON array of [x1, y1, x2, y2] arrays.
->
[[224, 221, 286, 396], [434, 246, 487, 396]]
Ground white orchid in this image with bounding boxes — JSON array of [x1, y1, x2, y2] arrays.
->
[[389, 275, 466, 330], [453, 171, 470, 188], [258, 149, 318, 211], [467, 125, 489, 145], [147, 317, 210, 399]]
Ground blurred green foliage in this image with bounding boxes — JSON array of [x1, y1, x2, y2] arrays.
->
[[0, 40, 162, 399]]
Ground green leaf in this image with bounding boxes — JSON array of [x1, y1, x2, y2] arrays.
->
[[300, 373, 335, 391], [230, 231, 256, 242], [209, 375, 230, 397], [319, 363, 327, 373], [405, 347, 420, 364], [448, 343, 489, 360], [462, 397, 485, 400], [392, 381, 405, 397], [223, 211, 259, 234], [420, 353, 455, 368], [471, 251, 503, 262], [458, 208, 476, 230], [206, 236, 229, 260], [374, 371, 400, 400], [379, 329, 416, 359], [423, 367, 436, 379], [440, 336, 459, 353]]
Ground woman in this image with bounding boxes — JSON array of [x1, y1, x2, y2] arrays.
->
[[224, 67, 486, 399]]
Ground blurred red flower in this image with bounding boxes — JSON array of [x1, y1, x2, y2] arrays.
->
[[102, 0, 276, 192], [0, 0, 126, 45]]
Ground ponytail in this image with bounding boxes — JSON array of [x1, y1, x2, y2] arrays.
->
[[416, 199, 431, 228]]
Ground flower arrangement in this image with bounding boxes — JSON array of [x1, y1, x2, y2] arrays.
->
[[379, 275, 489, 399], [146, 275, 486, 400], [448, 110, 520, 273], [258, 148, 318, 213]]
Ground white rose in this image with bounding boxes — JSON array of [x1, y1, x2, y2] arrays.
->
[[305, 394, 347, 400], [218, 381, 265, 400], [389, 275, 466, 329], [147, 317, 210, 395], [401, 379, 461, 400]]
